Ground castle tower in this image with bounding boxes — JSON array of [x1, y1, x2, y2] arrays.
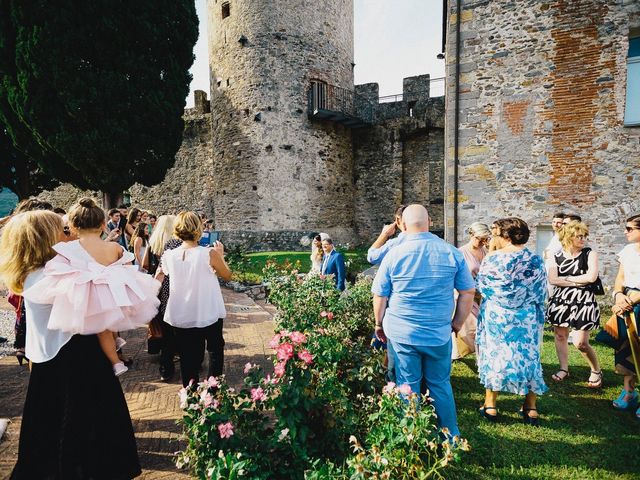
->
[[207, 0, 357, 247]]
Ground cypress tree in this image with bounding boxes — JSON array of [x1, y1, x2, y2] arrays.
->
[[0, 0, 198, 206]]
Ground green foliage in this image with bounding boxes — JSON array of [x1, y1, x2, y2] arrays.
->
[[177, 263, 466, 479], [0, 0, 198, 197]]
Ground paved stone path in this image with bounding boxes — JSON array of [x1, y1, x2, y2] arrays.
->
[[0, 288, 276, 479]]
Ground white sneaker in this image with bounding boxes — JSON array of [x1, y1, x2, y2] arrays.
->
[[115, 337, 127, 352], [568, 331, 575, 343], [113, 362, 128, 376]]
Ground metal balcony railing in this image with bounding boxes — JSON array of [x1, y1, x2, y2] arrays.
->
[[378, 77, 446, 103], [308, 81, 373, 128]]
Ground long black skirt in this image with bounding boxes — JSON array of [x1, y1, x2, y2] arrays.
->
[[11, 334, 141, 480]]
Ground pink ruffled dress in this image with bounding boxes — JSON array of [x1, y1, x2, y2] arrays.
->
[[23, 241, 161, 334]]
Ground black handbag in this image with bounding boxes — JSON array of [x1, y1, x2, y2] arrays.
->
[[578, 248, 605, 295]]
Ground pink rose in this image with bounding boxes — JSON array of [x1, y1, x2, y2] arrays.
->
[[382, 382, 396, 394], [277, 343, 294, 361], [398, 384, 413, 395], [274, 362, 286, 378], [243, 362, 253, 374], [203, 393, 217, 408], [217, 422, 234, 439], [320, 311, 328, 317], [250, 387, 268, 402], [207, 376, 220, 388], [326, 312, 334, 320], [289, 331, 307, 345], [297, 349, 313, 365], [269, 334, 282, 350]]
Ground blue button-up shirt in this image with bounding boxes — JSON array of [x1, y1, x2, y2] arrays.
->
[[367, 233, 406, 265], [371, 232, 475, 346]]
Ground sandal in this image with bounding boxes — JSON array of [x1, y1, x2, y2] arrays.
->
[[552, 369, 570, 382], [587, 370, 603, 389], [521, 407, 540, 427], [613, 388, 639, 410], [478, 405, 498, 423]]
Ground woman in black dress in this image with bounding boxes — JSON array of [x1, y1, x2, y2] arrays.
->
[[0, 210, 141, 480], [546, 221, 602, 387]]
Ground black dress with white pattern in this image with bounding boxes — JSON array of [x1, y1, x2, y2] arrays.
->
[[546, 248, 600, 330]]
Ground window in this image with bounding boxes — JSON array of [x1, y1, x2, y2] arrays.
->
[[624, 36, 640, 126], [310, 80, 328, 112], [221, 2, 230, 19]]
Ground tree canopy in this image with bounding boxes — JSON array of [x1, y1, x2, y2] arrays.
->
[[0, 0, 198, 202]]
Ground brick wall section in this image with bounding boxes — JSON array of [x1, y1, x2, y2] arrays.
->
[[445, 0, 640, 285]]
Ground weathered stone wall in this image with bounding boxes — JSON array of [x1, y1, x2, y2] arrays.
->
[[207, 0, 357, 244], [445, 0, 640, 285], [37, 104, 214, 215], [354, 76, 445, 241]]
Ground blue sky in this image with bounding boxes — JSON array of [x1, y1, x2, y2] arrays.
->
[[187, 0, 444, 106]]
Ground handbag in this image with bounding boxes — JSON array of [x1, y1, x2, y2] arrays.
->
[[578, 248, 604, 295]]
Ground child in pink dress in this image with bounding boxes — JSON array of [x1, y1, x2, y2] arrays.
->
[[23, 198, 161, 375]]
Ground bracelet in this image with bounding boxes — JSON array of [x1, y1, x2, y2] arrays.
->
[[375, 323, 382, 328]]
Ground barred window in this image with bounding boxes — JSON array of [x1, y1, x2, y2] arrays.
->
[[624, 36, 640, 126]]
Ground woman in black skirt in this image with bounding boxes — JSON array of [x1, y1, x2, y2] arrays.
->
[[0, 210, 141, 480]]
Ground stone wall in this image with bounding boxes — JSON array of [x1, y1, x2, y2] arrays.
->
[[354, 76, 445, 241], [207, 0, 358, 244], [37, 103, 214, 215], [445, 0, 640, 285]]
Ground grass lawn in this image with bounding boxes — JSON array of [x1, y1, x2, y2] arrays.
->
[[244, 251, 365, 276], [447, 331, 640, 479]]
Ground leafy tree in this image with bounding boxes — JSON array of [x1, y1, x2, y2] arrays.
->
[[0, 0, 198, 206]]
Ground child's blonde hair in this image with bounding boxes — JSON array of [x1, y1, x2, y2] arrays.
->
[[0, 211, 63, 293], [149, 215, 176, 255]]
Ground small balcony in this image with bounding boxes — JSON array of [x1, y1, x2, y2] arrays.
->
[[307, 81, 373, 128]]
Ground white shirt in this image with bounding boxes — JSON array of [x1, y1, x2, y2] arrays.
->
[[545, 234, 563, 261], [618, 243, 640, 289], [24, 269, 73, 363], [321, 249, 333, 274], [162, 246, 226, 328]]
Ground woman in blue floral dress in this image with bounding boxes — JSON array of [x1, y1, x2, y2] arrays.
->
[[476, 217, 548, 426]]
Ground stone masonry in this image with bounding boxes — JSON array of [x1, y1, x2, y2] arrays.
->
[[445, 0, 640, 285], [36, 1, 446, 250]]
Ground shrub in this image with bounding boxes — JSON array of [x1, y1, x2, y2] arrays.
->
[[177, 262, 468, 479]]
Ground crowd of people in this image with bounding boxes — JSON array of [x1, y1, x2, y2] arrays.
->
[[0, 198, 230, 479], [367, 205, 640, 436], [0, 195, 638, 477]]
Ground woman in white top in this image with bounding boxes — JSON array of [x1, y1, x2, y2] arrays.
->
[[130, 221, 149, 271], [611, 213, 640, 418], [158, 211, 232, 387], [0, 210, 140, 479]]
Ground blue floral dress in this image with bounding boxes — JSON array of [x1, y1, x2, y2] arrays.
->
[[476, 248, 548, 395]]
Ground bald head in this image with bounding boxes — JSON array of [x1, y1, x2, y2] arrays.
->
[[402, 204, 430, 233]]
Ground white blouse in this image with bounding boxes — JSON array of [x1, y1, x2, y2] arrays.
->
[[618, 243, 640, 289], [161, 246, 226, 328], [24, 269, 73, 363]]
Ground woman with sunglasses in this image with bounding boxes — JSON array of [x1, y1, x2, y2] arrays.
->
[[610, 214, 640, 418], [452, 222, 491, 359], [546, 221, 602, 387]]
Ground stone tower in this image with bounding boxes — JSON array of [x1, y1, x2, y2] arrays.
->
[[207, 0, 357, 246]]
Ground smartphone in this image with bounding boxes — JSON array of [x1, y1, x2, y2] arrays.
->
[[209, 231, 221, 245]]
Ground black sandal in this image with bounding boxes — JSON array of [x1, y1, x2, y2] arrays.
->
[[521, 407, 539, 427], [552, 369, 570, 382], [479, 405, 498, 423]]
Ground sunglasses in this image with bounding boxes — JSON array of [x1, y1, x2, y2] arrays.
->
[[575, 235, 588, 240], [625, 226, 639, 232], [63, 226, 71, 236]]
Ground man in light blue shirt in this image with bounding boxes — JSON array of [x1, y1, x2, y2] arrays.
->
[[372, 204, 475, 438]]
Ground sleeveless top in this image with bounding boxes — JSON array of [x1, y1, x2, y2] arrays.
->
[[546, 248, 600, 330], [161, 246, 226, 328], [23, 269, 73, 363]]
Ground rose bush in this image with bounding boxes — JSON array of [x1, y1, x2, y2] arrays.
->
[[177, 263, 468, 479]]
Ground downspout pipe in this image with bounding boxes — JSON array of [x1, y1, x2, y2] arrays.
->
[[453, 0, 461, 246]]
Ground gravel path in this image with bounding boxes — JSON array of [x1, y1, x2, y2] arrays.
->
[[0, 309, 15, 358]]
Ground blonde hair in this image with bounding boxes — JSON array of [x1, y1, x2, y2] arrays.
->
[[173, 211, 203, 242], [559, 221, 589, 250], [68, 197, 105, 230], [0, 211, 63, 293], [149, 215, 176, 255]]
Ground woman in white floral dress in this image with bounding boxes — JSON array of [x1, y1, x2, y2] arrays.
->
[[476, 217, 548, 426]]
